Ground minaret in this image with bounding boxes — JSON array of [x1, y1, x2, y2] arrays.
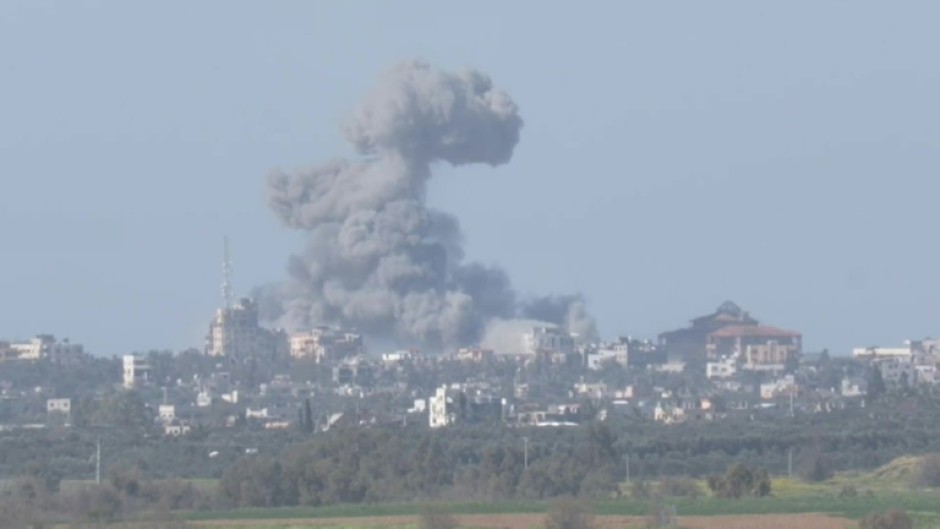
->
[[222, 236, 233, 310]]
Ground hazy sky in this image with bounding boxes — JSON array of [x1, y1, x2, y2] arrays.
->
[[2, 1, 939, 356]]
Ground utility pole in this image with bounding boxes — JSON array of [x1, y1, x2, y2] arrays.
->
[[222, 236, 233, 309], [523, 437, 528, 470], [788, 448, 793, 478], [625, 454, 630, 484], [95, 437, 101, 485], [790, 384, 796, 417]]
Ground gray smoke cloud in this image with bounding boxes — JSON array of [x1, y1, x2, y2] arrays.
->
[[259, 60, 596, 351]]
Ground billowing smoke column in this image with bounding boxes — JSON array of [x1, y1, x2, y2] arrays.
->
[[260, 60, 596, 351]]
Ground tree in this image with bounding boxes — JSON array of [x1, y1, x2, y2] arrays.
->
[[418, 504, 458, 529], [544, 497, 595, 529], [911, 454, 940, 488], [303, 398, 314, 434], [707, 464, 771, 499], [800, 452, 833, 483], [868, 366, 887, 402], [658, 477, 702, 498]]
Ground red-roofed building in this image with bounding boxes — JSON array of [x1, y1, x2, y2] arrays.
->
[[658, 301, 801, 366]]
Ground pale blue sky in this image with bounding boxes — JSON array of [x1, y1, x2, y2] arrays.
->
[[2, 1, 939, 355]]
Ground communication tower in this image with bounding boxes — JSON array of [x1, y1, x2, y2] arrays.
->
[[222, 236, 233, 309]]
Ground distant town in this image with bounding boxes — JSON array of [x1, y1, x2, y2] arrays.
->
[[0, 286, 928, 436]]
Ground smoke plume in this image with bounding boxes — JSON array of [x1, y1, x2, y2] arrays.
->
[[260, 60, 596, 351]]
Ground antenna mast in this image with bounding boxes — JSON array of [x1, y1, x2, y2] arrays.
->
[[222, 236, 233, 309]]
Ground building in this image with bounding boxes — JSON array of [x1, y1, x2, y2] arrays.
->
[[586, 338, 630, 370], [46, 398, 71, 415], [158, 405, 176, 423], [572, 382, 607, 399], [164, 422, 191, 437], [456, 347, 494, 363], [245, 407, 270, 420], [841, 377, 867, 398], [332, 359, 374, 386], [706, 357, 738, 379], [659, 301, 801, 366], [625, 338, 667, 368], [707, 326, 801, 367], [876, 357, 916, 386], [0, 342, 17, 362], [760, 375, 796, 400], [1, 335, 84, 362], [911, 338, 940, 358], [382, 350, 419, 364], [852, 346, 912, 360], [429, 385, 503, 429], [205, 298, 286, 360], [523, 326, 575, 356], [659, 301, 757, 363], [289, 326, 363, 363], [123, 355, 151, 389], [653, 402, 693, 425]]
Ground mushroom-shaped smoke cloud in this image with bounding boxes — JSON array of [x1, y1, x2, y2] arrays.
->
[[259, 60, 596, 351]]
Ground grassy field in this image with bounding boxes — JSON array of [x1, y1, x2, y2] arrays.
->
[[185, 491, 940, 522], [179, 456, 940, 528]]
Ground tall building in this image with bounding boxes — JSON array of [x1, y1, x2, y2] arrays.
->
[[429, 385, 503, 429], [204, 239, 286, 360], [205, 298, 286, 360], [123, 355, 150, 389], [658, 301, 801, 366]]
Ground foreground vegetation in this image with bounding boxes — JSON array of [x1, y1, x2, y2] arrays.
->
[[9, 393, 940, 527]]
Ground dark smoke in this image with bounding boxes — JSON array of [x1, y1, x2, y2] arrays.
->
[[259, 60, 596, 351]]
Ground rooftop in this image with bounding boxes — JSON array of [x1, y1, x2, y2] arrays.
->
[[708, 324, 801, 339]]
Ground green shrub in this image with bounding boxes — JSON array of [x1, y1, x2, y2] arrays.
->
[[910, 454, 940, 488], [657, 477, 701, 498], [544, 497, 595, 529], [859, 509, 913, 529]]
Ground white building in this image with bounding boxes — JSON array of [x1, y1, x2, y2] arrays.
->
[[706, 357, 738, 379], [654, 361, 687, 374], [123, 355, 150, 390], [46, 398, 71, 414], [196, 391, 212, 407], [429, 386, 454, 428], [852, 346, 911, 359], [6, 335, 83, 362], [289, 326, 363, 362], [915, 364, 939, 385], [408, 399, 427, 414], [523, 326, 575, 356], [428, 385, 502, 428], [382, 350, 418, 364], [245, 407, 269, 420], [158, 405, 176, 423], [572, 382, 607, 399], [587, 339, 629, 370], [164, 423, 191, 437], [760, 375, 796, 400], [841, 378, 867, 398]]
